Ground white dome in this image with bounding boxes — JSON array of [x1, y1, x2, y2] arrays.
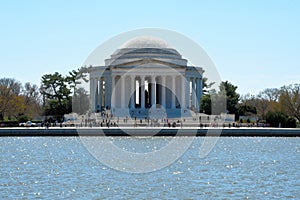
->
[[106, 36, 187, 67], [121, 36, 170, 48]]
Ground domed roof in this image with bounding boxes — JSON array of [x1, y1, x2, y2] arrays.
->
[[105, 36, 187, 67], [121, 36, 170, 48]]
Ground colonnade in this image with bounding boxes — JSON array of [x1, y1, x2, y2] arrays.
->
[[90, 76, 111, 112], [90, 74, 202, 112]]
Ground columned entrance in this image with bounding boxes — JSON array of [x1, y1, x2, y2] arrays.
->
[[91, 73, 202, 116]]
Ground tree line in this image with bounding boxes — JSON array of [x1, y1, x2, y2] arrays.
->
[[201, 80, 299, 128], [0, 78, 40, 121], [0, 67, 89, 123], [0, 69, 299, 127]]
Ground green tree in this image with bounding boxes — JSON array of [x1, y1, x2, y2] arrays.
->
[[266, 111, 296, 128], [66, 67, 89, 115], [219, 81, 240, 115], [201, 81, 239, 116], [200, 93, 212, 114], [236, 104, 257, 117], [72, 87, 89, 114], [40, 72, 72, 119], [66, 66, 89, 95], [202, 77, 215, 95], [238, 94, 257, 116]]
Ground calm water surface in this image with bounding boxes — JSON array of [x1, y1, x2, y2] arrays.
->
[[0, 137, 299, 199]]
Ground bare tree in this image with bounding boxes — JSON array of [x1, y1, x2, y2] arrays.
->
[[22, 82, 42, 118], [279, 84, 300, 121], [259, 88, 280, 102], [0, 78, 24, 120]]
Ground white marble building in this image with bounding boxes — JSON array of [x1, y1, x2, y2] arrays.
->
[[89, 37, 204, 118]]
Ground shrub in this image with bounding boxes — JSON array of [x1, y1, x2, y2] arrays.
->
[[286, 117, 297, 128], [17, 115, 29, 123], [266, 111, 297, 128]]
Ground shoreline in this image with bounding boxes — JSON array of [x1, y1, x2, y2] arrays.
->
[[0, 127, 300, 137]]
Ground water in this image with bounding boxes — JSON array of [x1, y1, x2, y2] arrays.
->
[[0, 137, 299, 199]]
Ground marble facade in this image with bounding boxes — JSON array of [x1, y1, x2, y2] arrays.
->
[[89, 37, 204, 117]]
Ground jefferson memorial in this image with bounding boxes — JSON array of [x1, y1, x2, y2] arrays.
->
[[89, 36, 204, 118]]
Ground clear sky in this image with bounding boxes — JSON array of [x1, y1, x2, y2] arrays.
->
[[0, 0, 299, 95]]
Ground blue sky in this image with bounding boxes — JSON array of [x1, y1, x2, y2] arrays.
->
[[0, 0, 299, 95]]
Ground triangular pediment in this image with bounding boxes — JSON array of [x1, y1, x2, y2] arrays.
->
[[111, 58, 186, 68]]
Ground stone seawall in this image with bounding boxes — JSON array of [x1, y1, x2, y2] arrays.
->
[[0, 128, 300, 137]]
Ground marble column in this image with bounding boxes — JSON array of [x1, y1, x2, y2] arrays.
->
[[90, 78, 95, 111], [95, 78, 99, 111], [95, 79, 99, 109], [181, 76, 186, 109], [111, 75, 115, 109], [130, 75, 135, 109], [121, 75, 125, 108], [198, 78, 203, 112], [94, 78, 98, 111], [192, 78, 196, 109], [185, 76, 190, 108], [161, 76, 166, 108], [195, 79, 198, 108], [195, 78, 199, 111], [105, 76, 111, 109], [99, 78, 103, 108], [172, 76, 176, 109], [151, 76, 156, 108], [141, 76, 145, 109], [196, 78, 202, 111]]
